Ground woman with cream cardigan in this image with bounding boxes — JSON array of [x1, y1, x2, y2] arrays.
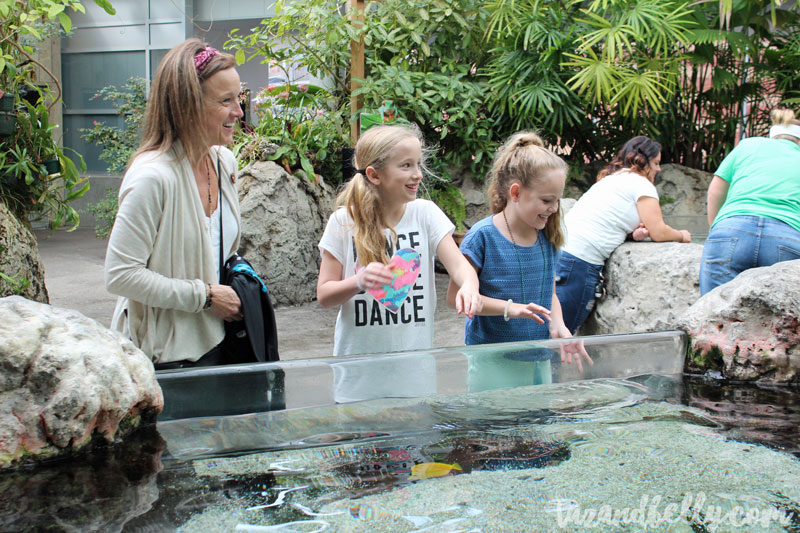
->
[[105, 38, 246, 368]]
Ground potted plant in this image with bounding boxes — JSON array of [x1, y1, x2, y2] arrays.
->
[[0, 90, 14, 112], [0, 89, 16, 137], [0, 97, 87, 228], [0, 1, 115, 230]]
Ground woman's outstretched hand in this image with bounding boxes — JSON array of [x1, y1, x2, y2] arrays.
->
[[209, 284, 243, 322]]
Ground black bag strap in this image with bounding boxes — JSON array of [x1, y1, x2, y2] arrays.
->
[[217, 150, 224, 283]]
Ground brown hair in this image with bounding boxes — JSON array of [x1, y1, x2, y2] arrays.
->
[[597, 135, 661, 182], [597, 135, 661, 181], [337, 124, 427, 266], [132, 38, 236, 166], [487, 131, 567, 248]]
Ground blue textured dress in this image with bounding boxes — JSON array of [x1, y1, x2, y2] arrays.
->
[[460, 215, 556, 345]]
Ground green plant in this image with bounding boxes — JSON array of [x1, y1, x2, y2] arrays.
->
[[0, 270, 30, 295], [659, 195, 675, 207], [1, 99, 88, 229], [0, 0, 115, 230], [80, 76, 146, 174], [0, 245, 31, 296], [483, 0, 800, 176], [654, 0, 800, 169], [86, 187, 118, 238], [482, 0, 696, 183], [425, 184, 466, 230], [235, 81, 349, 182], [0, 0, 115, 104], [226, 0, 499, 187]]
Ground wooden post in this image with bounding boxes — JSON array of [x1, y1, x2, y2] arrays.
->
[[349, 0, 366, 143]]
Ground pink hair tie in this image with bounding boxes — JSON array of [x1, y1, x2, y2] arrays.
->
[[194, 46, 219, 75]]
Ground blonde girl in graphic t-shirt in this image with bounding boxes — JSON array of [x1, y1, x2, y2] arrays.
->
[[317, 124, 481, 357], [317, 124, 481, 403]]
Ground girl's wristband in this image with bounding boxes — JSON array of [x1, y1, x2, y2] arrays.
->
[[503, 299, 513, 321]]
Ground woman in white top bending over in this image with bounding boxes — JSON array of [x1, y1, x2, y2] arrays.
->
[[555, 136, 692, 334]]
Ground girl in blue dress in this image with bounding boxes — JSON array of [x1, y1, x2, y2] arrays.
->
[[447, 131, 590, 389]]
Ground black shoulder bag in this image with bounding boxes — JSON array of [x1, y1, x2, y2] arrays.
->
[[217, 153, 280, 363]]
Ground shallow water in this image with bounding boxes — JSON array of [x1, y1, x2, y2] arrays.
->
[[2, 328, 799, 532], [3, 373, 796, 532], [170, 376, 799, 532]]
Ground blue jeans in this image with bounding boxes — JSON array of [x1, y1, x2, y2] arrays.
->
[[700, 215, 800, 295], [555, 251, 603, 334]]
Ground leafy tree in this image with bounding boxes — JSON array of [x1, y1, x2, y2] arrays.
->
[[484, 0, 800, 177], [80, 76, 147, 175], [227, 0, 497, 181], [0, 0, 116, 230], [229, 0, 800, 204], [483, 0, 695, 184], [655, 1, 800, 169]]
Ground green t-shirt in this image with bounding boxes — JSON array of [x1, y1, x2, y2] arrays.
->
[[714, 137, 800, 232]]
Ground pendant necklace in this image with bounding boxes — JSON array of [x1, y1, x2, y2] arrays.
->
[[503, 210, 527, 304], [502, 209, 547, 308]]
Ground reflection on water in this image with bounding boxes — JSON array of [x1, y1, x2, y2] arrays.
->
[[684, 376, 800, 458], [0, 428, 166, 532], [1, 375, 798, 531]]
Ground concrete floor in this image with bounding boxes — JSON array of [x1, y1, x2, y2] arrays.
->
[[35, 229, 466, 361]]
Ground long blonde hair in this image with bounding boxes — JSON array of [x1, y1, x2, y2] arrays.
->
[[487, 131, 567, 248], [337, 124, 426, 266], [133, 38, 236, 166]]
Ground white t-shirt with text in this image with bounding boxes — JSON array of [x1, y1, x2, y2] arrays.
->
[[318, 198, 455, 357]]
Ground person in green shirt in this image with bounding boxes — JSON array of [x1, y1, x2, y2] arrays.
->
[[700, 108, 800, 295]]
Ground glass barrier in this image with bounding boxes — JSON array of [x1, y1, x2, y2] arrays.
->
[[156, 331, 686, 459]]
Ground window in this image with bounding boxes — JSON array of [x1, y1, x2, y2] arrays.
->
[[61, 51, 145, 172]]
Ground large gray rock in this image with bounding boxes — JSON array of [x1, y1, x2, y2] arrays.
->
[[0, 203, 48, 303], [0, 296, 162, 469], [459, 170, 491, 229], [580, 242, 703, 335], [655, 163, 713, 216], [237, 161, 336, 305], [677, 260, 800, 384]]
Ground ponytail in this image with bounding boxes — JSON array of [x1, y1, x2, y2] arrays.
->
[[486, 131, 567, 248], [337, 124, 425, 266]]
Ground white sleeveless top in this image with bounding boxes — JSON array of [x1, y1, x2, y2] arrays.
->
[[206, 199, 238, 280]]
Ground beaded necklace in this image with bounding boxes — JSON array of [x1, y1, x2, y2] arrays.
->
[[205, 155, 215, 214]]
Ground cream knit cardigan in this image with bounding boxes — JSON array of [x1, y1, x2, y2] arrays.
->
[[105, 144, 241, 363]]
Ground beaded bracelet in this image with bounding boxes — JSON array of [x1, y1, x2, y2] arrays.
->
[[203, 284, 213, 310]]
